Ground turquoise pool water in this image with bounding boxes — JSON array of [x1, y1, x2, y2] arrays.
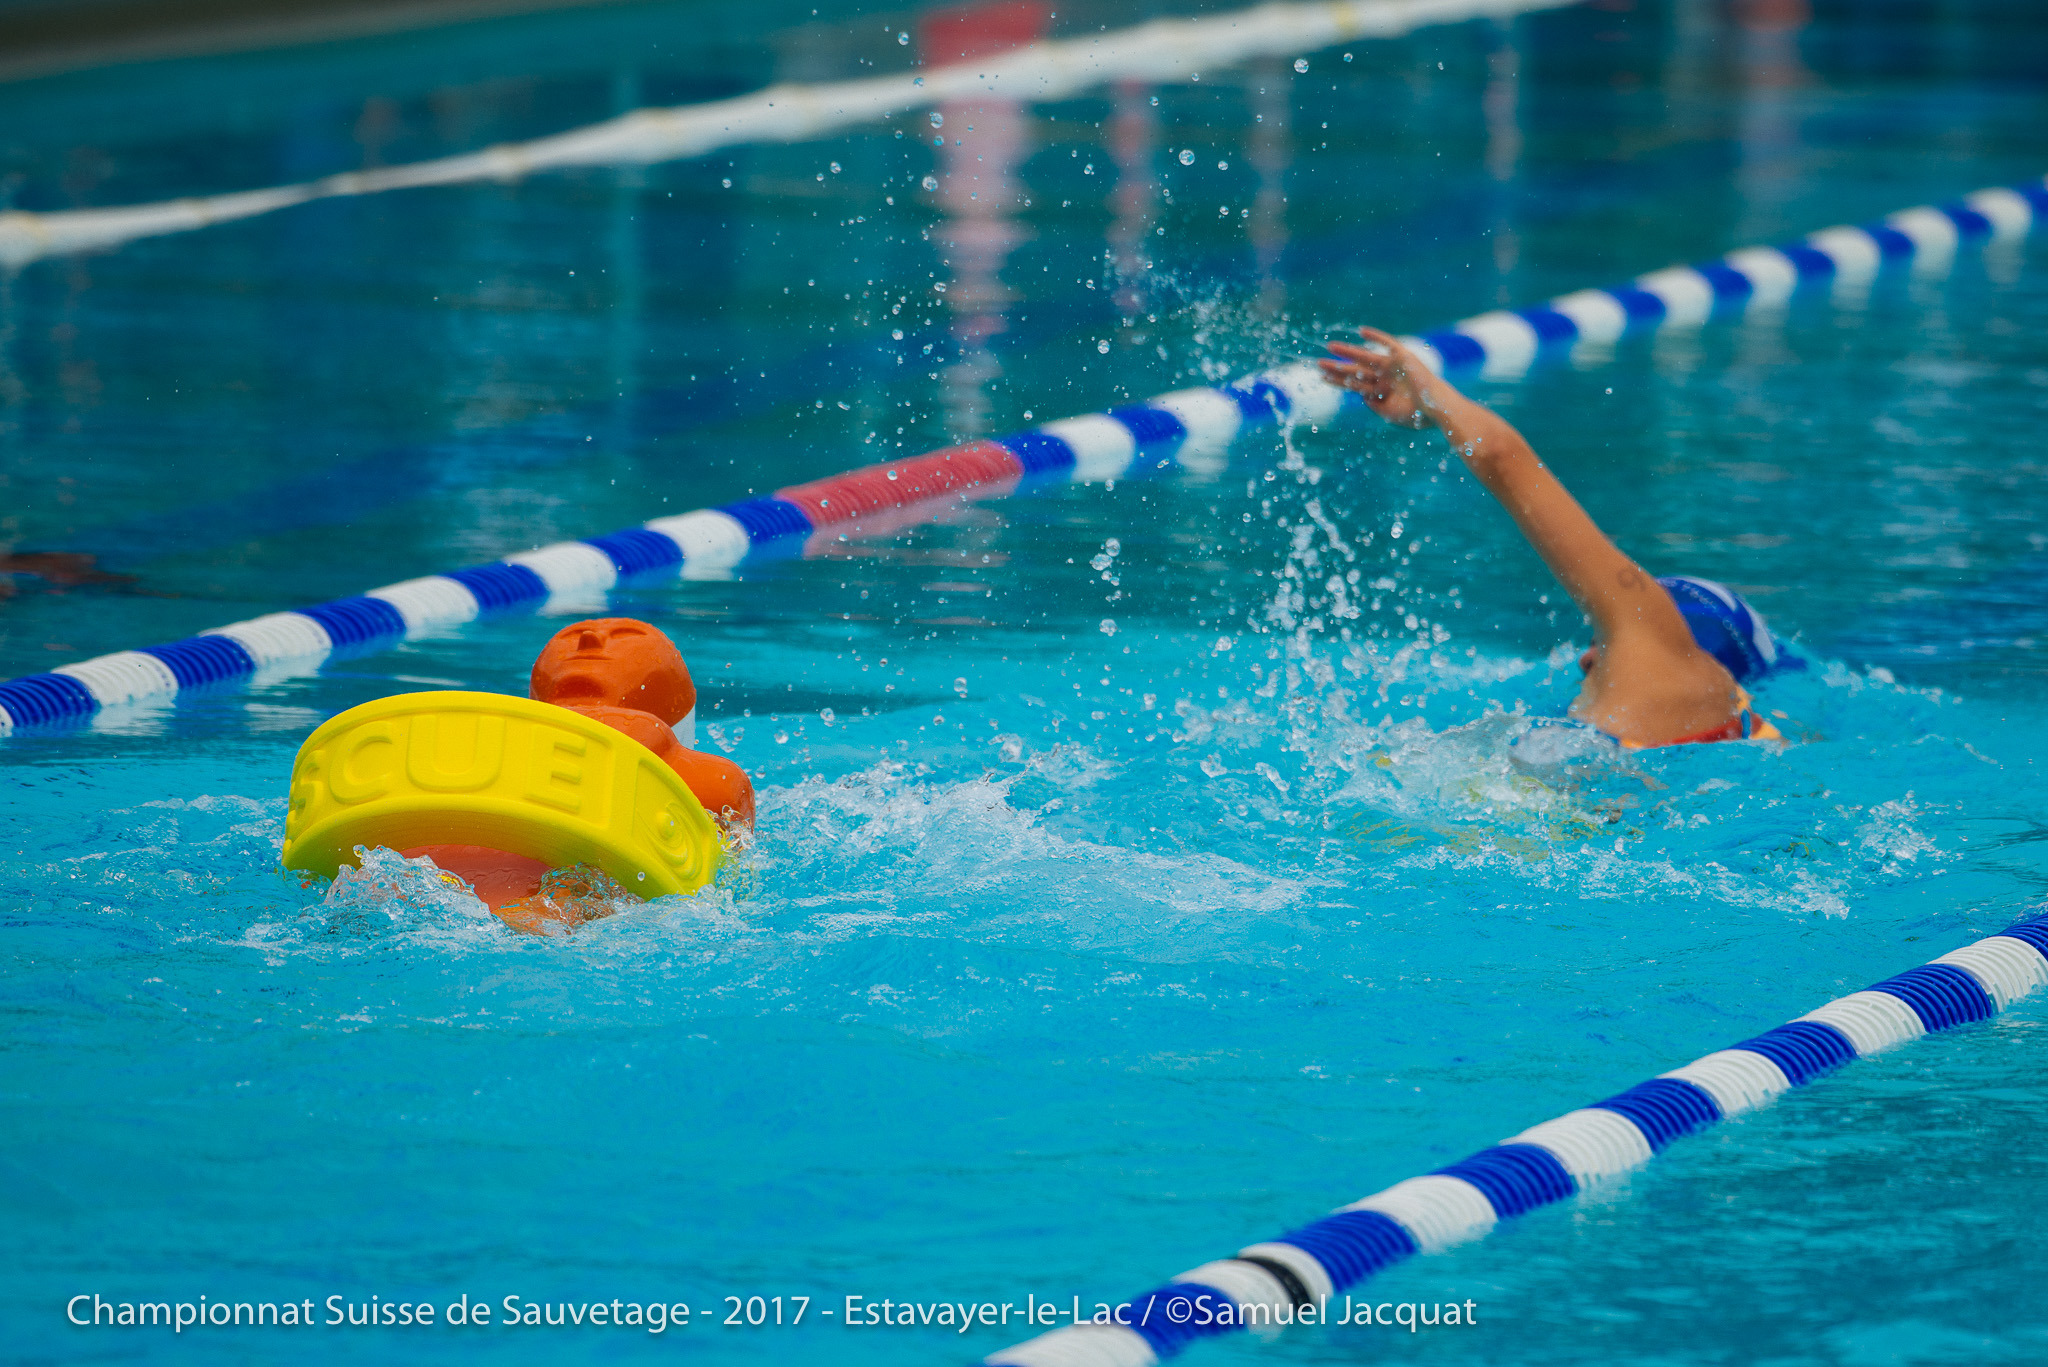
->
[[5, 1, 2048, 1363]]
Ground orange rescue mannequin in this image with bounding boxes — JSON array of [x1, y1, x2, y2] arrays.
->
[[405, 618, 754, 930]]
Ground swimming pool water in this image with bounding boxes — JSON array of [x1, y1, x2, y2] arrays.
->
[[5, 1, 2048, 1363]]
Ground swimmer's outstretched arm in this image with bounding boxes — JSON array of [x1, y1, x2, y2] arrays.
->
[[1320, 328, 1738, 741], [1318, 329, 1685, 647]]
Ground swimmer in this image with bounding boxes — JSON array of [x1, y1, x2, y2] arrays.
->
[[405, 618, 754, 932], [1320, 328, 1786, 749]]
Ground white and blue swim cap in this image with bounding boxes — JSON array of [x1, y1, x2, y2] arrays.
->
[[1657, 576, 1796, 682]]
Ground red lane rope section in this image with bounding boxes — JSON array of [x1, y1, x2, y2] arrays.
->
[[776, 440, 1027, 526]]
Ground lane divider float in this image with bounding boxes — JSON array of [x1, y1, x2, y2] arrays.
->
[[2, 176, 2041, 733], [983, 909, 2048, 1365]]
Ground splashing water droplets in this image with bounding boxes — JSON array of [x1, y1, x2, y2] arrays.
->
[[325, 846, 493, 925], [1178, 149, 1196, 166]]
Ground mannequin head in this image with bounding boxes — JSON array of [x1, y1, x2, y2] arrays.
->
[[529, 618, 695, 725]]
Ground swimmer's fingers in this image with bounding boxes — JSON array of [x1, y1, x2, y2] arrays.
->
[[1318, 355, 1393, 398], [1323, 341, 1388, 366], [1320, 356, 1432, 432], [1353, 329, 1432, 384], [1328, 333, 1416, 381], [1320, 350, 1392, 378], [1355, 326, 1406, 355], [1321, 342, 1396, 381], [1322, 341, 1406, 395]]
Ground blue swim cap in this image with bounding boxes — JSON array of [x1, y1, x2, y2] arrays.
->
[[1657, 575, 1796, 682]]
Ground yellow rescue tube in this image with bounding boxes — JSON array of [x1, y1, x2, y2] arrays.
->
[[283, 690, 722, 899]]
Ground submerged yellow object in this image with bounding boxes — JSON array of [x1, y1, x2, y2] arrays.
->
[[283, 691, 722, 898]]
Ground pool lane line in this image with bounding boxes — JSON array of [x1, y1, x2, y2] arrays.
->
[[0, 356, 1358, 732], [0, 176, 2042, 734], [0, 0, 1573, 270], [1398, 182, 2047, 382], [981, 910, 2048, 1366]]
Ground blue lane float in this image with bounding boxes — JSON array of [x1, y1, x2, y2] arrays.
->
[[1, 177, 2042, 733], [983, 912, 2048, 1366]]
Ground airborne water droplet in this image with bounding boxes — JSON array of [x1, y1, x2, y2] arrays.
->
[[1293, 57, 1309, 73], [1178, 149, 1196, 165], [922, 175, 939, 190], [929, 111, 944, 127]]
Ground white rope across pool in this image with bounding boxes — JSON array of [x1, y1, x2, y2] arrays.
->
[[0, 0, 1571, 270]]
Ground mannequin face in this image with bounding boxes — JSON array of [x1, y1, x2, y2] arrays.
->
[[529, 618, 695, 725]]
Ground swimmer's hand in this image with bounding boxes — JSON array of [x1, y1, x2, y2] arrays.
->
[[1318, 327, 1455, 432]]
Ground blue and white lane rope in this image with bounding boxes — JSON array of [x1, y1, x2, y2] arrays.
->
[[1, 176, 2042, 733], [0, 360, 1354, 731], [982, 911, 2048, 1366]]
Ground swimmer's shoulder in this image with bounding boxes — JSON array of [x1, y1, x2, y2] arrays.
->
[[1576, 636, 1748, 747]]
